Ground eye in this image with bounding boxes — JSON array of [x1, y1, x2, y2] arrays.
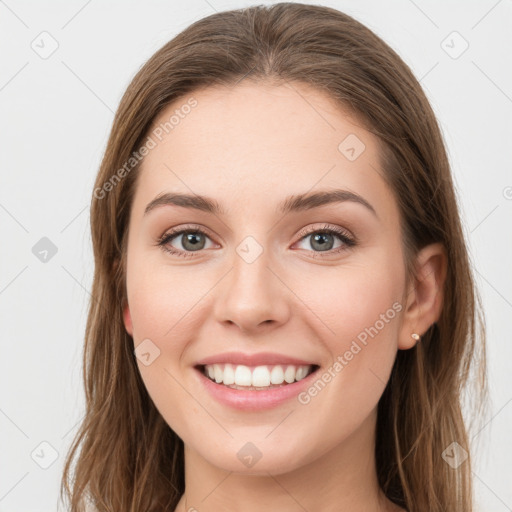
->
[[293, 224, 356, 258], [156, 223, 357, 259], [156, 224, 215, 258]]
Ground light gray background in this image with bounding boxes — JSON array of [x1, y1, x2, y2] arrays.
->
[[1, 1, 511, 510]]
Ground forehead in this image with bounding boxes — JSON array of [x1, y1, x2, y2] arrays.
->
[[133, 81, 396, 221], [146, 81, 378, 165]]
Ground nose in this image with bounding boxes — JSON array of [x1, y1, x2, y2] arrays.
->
[[213, 247, 290, 334]]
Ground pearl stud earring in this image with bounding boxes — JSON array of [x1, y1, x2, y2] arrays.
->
[[411, 333, 420, 341]]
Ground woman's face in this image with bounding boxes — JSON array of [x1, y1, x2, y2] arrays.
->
[[122, 81, 412, 474]]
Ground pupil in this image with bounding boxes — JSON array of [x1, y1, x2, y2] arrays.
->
[[312, 233, 333, 251], [184, 233, 204, 251]]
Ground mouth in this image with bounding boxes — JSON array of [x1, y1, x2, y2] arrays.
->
[[194, 363, 321, 391]]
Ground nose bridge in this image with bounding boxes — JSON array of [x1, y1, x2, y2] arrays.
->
[[213, 233, 289, 331], [232, 237, 272, 296]]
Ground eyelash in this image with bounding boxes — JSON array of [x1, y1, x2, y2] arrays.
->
[[156, 223, 357, 259]]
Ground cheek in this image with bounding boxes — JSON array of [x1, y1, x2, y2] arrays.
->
[[296, 256, 405, 420], [292, 261, 403, 437], [125, 259, 206, 432], [303, 260, 403, 349], [126, 253, 205, 343]]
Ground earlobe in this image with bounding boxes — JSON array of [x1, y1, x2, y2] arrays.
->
[[398, 242, 447, 350]]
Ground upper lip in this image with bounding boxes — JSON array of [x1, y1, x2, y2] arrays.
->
[[195, 351, 319, 368]]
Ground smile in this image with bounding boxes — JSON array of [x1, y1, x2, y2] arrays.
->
[[194, 363, 321, 410], [199, 363, 318, 389]]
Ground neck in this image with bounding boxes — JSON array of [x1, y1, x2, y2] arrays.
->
[[174, 407, 401, 512]]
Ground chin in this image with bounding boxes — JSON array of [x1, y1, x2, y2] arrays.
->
[[198, 441, 314, 476]]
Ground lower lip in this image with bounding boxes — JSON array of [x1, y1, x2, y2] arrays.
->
[[194, 366, 319, 410]]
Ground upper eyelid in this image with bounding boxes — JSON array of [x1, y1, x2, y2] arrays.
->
[[161, 224, 218, 242], [296, 223, 354, 239]]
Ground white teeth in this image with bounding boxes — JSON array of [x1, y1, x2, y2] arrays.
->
[[213, 364, 223, 383], [296, 366, 307, 380], [252, 366, 271, 387], [202, 363, 314, 388], [270, 365, 284, 384], [234, 365, 252, 386], [284, 365, 296, 383], [223, 363, 235, 385]]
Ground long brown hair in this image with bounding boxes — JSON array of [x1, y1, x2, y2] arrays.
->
[[60, 3, 487, 511]]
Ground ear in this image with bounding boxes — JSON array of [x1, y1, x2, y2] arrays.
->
[[398, 242, 447, 350], [113, 257, 133, 337], [123, 302, 133, 337]]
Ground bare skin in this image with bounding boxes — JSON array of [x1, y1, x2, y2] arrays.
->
[[122, 81, 445, 512]]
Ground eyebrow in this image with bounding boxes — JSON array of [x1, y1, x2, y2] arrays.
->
[[144, 189, 377, 218]]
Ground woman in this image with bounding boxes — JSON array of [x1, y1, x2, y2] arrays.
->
[[60, 3, 487, 511]]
